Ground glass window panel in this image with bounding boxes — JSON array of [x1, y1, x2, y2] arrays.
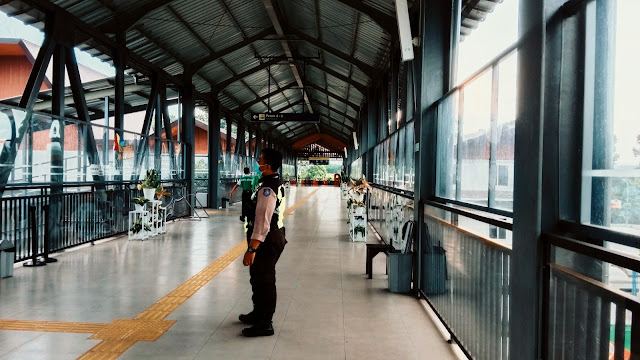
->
[[405, 121, 415, 191], [459, 71, 492, 206], [457, 0, 520, 82], [582, 0, 640, 236], [396, 127, 406, 189], [436, 92, 459, 200], [494, 53, 517, 211]]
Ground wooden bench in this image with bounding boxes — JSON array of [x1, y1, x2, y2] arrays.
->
[[366, 243, 391, 279]]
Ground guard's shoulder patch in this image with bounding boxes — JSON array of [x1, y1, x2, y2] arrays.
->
[[262, 188, 272, 196]]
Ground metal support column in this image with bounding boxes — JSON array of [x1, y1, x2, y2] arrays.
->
[[208, 98, 221, 208], [413, 0, 451, 294], [182, 73, 196, 196], [0, 20, 55, 195], [247, 127, 253, 158], [510, 0, 562, 358], [226, 118, 233, 154], [49, 42, 65, 251], [160, 84, 178, 178], [154, 81, 163, 176], [113, 33, 127, 182], [132, 75, 159, 179], [253, 130, 262, 160], [390, 55, 399, 132], [365, 87, 376, 181]]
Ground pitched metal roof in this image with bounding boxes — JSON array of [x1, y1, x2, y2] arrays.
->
[[0, 0, 499, 149]]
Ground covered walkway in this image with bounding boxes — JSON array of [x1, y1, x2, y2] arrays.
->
[[0, 187, 457, 359], [1, 0, 639, 359]]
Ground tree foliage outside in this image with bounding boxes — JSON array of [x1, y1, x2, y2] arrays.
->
[[194, 158, 208, 192], [301, 165, 328, 180], [296, 159, 343, 180], [611, 133, 640, 227], [611, 177, 640, 225]]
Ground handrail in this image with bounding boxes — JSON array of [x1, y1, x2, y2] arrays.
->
[[0, 103, 185, 146], [425, 199, 513, 230], [558, 220, 640, 250], [0, 179, 187, 192], [550, 263, 640, 312], [370, 183, 413, 199], [544, 232, 640, 272], [424, 210, 512, 252], [432, 196, 513, 218]]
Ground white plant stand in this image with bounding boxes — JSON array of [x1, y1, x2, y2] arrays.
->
[[341, 184, 348, 199], [350, 206, 367, 242], [157, 203, 167, 234], [128, 209, 149, 240], [148, 200, 161, 236]]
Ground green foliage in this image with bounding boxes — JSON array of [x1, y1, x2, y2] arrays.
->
[[611, 177, 640, 225], [194, 159, 208, 180], [325, 164, 342, 175], [130, 217, 151, 234], [302, 165, 328, 180], [353, 225, 366, 238], [141, 169, 160, 189], [132, 196, 149, 206]]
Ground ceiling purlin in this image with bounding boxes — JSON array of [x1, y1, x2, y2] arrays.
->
[[310, 99, 356, 129], [165, 5, 273, 112], [97, 0, 176, 33], [333, 0, 397, 38], [132, 26, 184, 73], [275, 98, 305, 113], [287, 114, 351, 145], [319, 117, 349, 137], [236, 82, 297, 112], [318, 121, 350, 144], [344, 11, 360, 122], [288, 28, 376, 76], [197, 72, 243, 108], [218, 0, 292, 110], [212, 57, 280, 93], [192, 27, 275, 72], [262, 0, 313, 114], [308, 83, 359, 113], [302, 59, 366, 94], [312, 0, 328, 136]]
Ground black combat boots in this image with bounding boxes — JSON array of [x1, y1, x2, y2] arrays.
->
[[241, 312, 274, 337], [238, 311, 257, 325]]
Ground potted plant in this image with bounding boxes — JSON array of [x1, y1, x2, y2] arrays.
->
[[132, 196, 149, 211], [139, 169, 160, 200], [130, 216, 151, 234], [348, 176, 371, 203], [155, 185, 171, 200], [353, 224, 366, 239]]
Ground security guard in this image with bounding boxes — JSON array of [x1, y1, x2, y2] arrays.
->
[[230, 167, 255, 222], [240, 148, 287, 337]]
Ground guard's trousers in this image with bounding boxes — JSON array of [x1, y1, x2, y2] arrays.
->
[[241, 190, 252, 218], [249, 228, 286, 322]]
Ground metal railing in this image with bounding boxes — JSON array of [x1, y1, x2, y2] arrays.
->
[[544, 233, 640, 360], [368, 185, 414, 250], [421, 206, 512, 360], [0, 180, 189, 262]]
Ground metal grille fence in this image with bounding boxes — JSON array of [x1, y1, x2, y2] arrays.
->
[[0, 181, 189, 262]]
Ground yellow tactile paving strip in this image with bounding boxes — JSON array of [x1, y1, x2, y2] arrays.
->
[[0, 319, 107, 333], [0, 187, 320, 360]]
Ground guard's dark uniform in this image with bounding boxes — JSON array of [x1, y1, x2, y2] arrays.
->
[[246, 173, 287, 324], [238, 174, 255, 221]]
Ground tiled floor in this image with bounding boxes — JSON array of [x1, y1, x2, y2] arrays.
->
[[0, 187, 458, 360]]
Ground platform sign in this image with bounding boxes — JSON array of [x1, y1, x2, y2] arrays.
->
[[309, 157, 330, 165], [250, 113, 320, 123]]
